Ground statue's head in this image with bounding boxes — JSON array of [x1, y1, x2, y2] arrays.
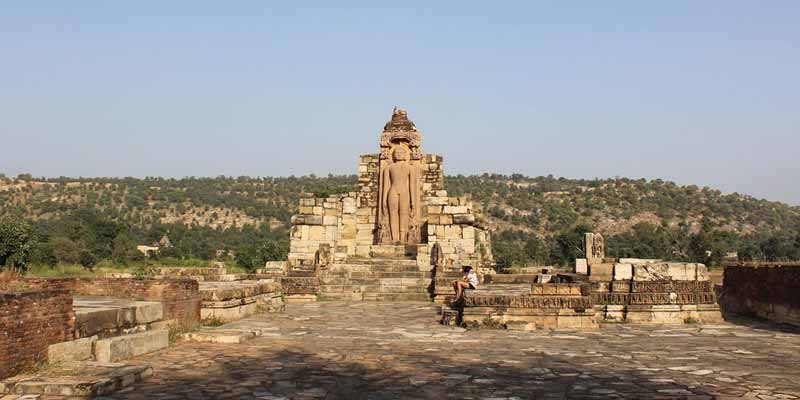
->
[[392, 146, 409, 162]]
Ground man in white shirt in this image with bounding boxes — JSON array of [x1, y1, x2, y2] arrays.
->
[[451, 265, 479, 301]]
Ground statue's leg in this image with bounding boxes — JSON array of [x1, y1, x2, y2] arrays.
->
[[398, 192, 410, 242], [388, 191, 400, 242]]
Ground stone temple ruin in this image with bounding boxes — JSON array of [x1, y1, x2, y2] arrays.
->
[[437, 231, 722, 330], [281, 108, 493, 302], [4, 107, 799, 398]]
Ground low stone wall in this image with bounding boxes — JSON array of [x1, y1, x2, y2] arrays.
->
[[0, 289, 75, 379], [455, 283, 597, 330], [591, 279, 721, 323], [722, 262, 800, 326], [11, 278, 201, 323]]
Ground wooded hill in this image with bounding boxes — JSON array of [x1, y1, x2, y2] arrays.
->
[[1, 173, 798, 270]]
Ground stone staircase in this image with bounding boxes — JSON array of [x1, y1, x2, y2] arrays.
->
[[318, 257, 462, 302]]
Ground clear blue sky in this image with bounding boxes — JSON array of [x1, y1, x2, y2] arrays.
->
[[1, 2, 798, 205]]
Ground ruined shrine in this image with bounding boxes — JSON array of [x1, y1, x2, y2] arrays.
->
[[288, 108, 493, 273]]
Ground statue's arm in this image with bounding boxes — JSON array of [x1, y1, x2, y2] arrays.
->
[[409, 165, 418, 212], [380, 167, 390, 214]]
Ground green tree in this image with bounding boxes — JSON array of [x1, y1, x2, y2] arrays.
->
[[0, 217, 38, 272], [51, 236, 83, 265]]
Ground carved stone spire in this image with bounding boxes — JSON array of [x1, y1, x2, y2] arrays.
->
[[383, 107, 417, 132]]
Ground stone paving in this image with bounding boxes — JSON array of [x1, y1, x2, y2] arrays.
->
[[110, 302, 800, 400]]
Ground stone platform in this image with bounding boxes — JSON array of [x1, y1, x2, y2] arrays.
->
[[199, 280, 283, 323], [0, 362, 152, 398], [104, 301, 800, 399]]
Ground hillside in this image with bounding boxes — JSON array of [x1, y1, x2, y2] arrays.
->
[[1, 173, 799, 269]]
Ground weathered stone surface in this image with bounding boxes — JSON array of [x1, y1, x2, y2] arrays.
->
[[1, 363, 152, 397], [103, 301, 800, 400], [47, 335, 97, 364], [613, 263, 633, 280], [575, 258, 588, 274], [589, 263, 614, 280], [94, 330, 169, 363], [73, 297, 164, 339]]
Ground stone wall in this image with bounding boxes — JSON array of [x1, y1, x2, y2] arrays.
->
[[8, 278, 201, 322], [420, 192, 492, 270], [0, 289, 75, 379], [722, 262, 800, 326]]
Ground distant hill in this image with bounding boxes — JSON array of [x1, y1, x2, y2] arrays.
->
[[2, 173, 798, 268]]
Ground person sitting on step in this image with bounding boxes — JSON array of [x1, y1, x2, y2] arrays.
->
[[451, 265, 479, 301]]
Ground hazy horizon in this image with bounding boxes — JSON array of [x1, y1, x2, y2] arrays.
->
[[2, 2, 798, 205]]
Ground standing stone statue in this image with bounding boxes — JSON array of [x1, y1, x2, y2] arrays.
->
[[593, 234, 605, 260], [584, 232, 605, 262], [380, 146, 419, 243]]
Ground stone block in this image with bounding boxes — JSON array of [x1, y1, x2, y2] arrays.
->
[[453, 214, 475, 224], [94, 330, 169, 363], [696, 264, 709, 281], [613, 263, 633, 281], [667, 263, 691, 281], [632, 263, 670, 281], [575, 258, 588, 274], [619, 258, 661, 264], [589, 263, 614, 278], [325, 226, 337, 241], [342, 198, 356, 214], [444, 225, 462, 239], [439, 214, 453, 225], [427, 205, 443, 215], [48, 335, 98, 364], [292, 215, 323, 226], [299, 206, 314, 214], [425, 196, 449, 205], [309, 226, 326, 241], [462, 226, 475, 239], [443, 205, 468, 214], [323, 215, 338, 226]]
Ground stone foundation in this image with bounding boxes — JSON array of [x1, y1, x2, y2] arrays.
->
[[450, 282, 597, 330]]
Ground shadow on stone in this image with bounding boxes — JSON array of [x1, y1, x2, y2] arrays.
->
[[110, 346, 715, 399]]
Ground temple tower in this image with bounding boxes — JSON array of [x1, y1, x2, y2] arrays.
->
[[288, 108, 492, 272]]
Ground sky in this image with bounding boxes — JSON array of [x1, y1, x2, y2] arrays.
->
[[1, 2, 798, 205]]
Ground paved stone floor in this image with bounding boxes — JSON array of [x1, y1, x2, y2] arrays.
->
[[111, 302, 800, 400]]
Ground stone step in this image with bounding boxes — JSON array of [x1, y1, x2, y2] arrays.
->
[[368, 245, 418, 258], [345, 257, 419, 264], [320, 285, 430, 294], [0, 363, 152, 397], [94, 329, 169, 363], [183, 329, 259, 344], [362, 293, 431, 302], [73, 296, 164, 339], [329, 264, 421, 273]]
